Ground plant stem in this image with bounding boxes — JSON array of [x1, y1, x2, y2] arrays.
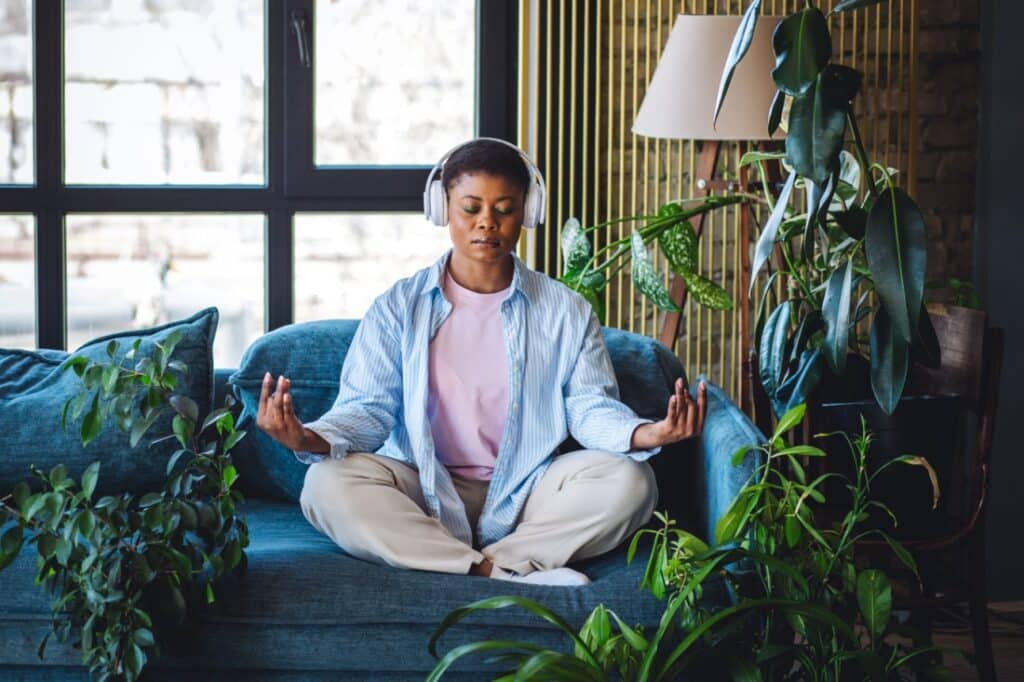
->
[[846, 112, 877, 200]]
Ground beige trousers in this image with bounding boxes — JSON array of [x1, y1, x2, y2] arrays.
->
[[299, 450, 659, 575]]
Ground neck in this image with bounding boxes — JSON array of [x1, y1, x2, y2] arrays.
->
[[446, 251, 514, 293]]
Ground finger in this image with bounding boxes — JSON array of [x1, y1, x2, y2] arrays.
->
[[283, 391, 299, 425], [258, 372, 273, 417], [667, 394, 678, 422], [685, 384, 697, 434], [697, 381, 707, 434]]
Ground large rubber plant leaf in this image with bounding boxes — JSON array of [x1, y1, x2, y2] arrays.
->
[[911, 304, 941, 369], [713, 0, 763, 125], [560, 217, 591, 278], [822, 258, 854, 375], [832, 0, 886, 13], [759, 300, 792, 400], [869, 305, 910, 415], [771, 7, 832, 97], [865, 186, 928, 343], [631, 231, 681, 312], [682, 270, 734, 310], [786, 65, 862, 186], [773, 349, 824, 418], [751, 170, 797, 292]]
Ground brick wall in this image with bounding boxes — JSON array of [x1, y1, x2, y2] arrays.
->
[[916, 1, 981, 286]]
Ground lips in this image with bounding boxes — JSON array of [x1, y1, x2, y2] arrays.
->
[[472, 239, 501, 246]]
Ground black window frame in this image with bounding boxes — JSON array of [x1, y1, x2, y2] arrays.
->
[[1, 0, 518, 352]]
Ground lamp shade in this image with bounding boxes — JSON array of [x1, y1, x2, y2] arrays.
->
[[633, 14, 782, 141]]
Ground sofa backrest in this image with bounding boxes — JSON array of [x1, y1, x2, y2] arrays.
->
[[221, 319, 698, 526]]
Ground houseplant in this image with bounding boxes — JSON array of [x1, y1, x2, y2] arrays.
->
[[0, 331, 249, 681], [427, 404, 950, 680], [715, 0, 940, 417], [558, 195, 747, 325]]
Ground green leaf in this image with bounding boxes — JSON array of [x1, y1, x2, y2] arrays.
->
[[630, 231, 681, 312], [223, 465, 238, 488], [759, 301, 792, 399], [751, 171, 797, 288], [560, 217, 591, 278], [54, 538, 71, 566], [869, 305, 910, 415], [681, 271, 733, 310], [775, 444, 825, 457], [610, 612, 649, 652], [768, 89, 785, 137], [865, 186, 928, 343], [0, 526, 24, 569], [832, 0, 886, 13], [138, 492, 163, 508], [101, 365, 119, 395], [172, 414, 193, 448], [124, 642, 145, 678], [912, 304, 942, 369], [856, 569, 892, 640], [784, 515, 802, 548], [657, 215, 698, 275], [80, 394, 102, 447], [739, 149, 786, 166], [206, 583, 215, 604], [832, 206, 868, 240], [133, 628, 154, 647], [170, 394, 199, 423], [773, 403, 806, 439], [786, 65, 862, 186], [222, 429, 247, 454], [81, 461, 100, 500], [731, 445, 752, 467], [130, 410, 161, 448], [771, 7, 832, 97], [37, 533, 57, 559], [713, 0, 763, 125], [822, 258, 853, 375]]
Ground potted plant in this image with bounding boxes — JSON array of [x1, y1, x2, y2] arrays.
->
[[0, 332, 249, 680], [712, 0, 940, 421], [426, 404, 952, 680]]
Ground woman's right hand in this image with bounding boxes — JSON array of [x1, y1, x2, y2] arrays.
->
[[256, 372, 326, 453]]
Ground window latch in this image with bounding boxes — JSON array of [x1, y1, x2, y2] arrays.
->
[[291, 10, 312, 69]]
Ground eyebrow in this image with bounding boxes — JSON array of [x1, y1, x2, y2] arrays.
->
[[459, 194, 517, 201]]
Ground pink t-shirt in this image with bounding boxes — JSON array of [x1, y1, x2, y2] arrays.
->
[[427, 267, 511, 481]]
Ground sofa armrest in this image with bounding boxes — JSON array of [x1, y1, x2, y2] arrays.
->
[[691, 376, 766, 543]]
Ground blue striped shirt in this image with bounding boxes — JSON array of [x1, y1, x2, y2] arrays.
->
[[297, 249, 660, 547]]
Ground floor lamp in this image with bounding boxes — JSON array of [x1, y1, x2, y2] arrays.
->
[[632, 13, 782, 411]]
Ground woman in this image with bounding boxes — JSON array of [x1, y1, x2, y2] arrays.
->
[[256, 138, 706, 586]]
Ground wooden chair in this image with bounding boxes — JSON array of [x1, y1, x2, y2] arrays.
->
[[893, 303, 1004, 682]]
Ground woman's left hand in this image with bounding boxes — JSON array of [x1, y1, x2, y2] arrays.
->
[[630, 378, 706, 450]]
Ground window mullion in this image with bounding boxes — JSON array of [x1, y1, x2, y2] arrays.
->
[[34, 0, 65, 349]]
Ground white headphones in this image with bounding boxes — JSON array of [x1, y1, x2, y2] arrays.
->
[[422, 137, 547, 229]]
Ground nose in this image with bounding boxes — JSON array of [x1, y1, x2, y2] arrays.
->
[[476, 206, 499, 229]]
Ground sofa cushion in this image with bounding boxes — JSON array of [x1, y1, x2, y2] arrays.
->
[[227, 320, 686, 503], [0, 308, 218, 496]]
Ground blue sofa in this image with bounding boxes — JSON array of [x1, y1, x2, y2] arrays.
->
[[0, 311, 763, 680]]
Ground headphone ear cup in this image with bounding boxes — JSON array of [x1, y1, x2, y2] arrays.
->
[[527, 180, 546, 228], [427, 180, 447, 226], [522, 187, 538, 229]]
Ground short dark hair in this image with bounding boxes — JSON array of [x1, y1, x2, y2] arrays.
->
[[441, 139, 531, 198]]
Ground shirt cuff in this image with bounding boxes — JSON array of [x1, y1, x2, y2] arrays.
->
[[292, 421, 352, 464], [623, 417, 662, 462]]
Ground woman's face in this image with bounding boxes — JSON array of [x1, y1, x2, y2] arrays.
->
[[446, 172, 525, 267]]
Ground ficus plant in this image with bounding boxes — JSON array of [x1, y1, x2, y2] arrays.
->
[[717, 0, 939, 415], [558, 195, 747, 324], [426, 404, 951, 680], [0, 331, 249, 681]]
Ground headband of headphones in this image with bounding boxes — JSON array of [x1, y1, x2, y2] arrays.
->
[[422, 137, 547, 229]]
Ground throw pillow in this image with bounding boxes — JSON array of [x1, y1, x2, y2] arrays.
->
[[0, 307, 218, 496]]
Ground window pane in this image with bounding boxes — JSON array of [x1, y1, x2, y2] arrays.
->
[[294, 213, 451, 321], [314, 0, 475, 166], [66, 214, 264, 367], [0, 1, 33, 184], [64, 1, 265, 185], [0, 214, 35, 347]]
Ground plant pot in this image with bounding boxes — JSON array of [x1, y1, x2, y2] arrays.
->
[[808, 394, 963, 543]]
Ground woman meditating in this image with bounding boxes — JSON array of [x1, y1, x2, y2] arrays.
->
[[256, 138, 706, 586]]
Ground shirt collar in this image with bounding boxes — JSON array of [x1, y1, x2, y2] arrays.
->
[[422, 248, 535, 304]]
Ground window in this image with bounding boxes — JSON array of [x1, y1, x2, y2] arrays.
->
[[1, 1, 517, 363]]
